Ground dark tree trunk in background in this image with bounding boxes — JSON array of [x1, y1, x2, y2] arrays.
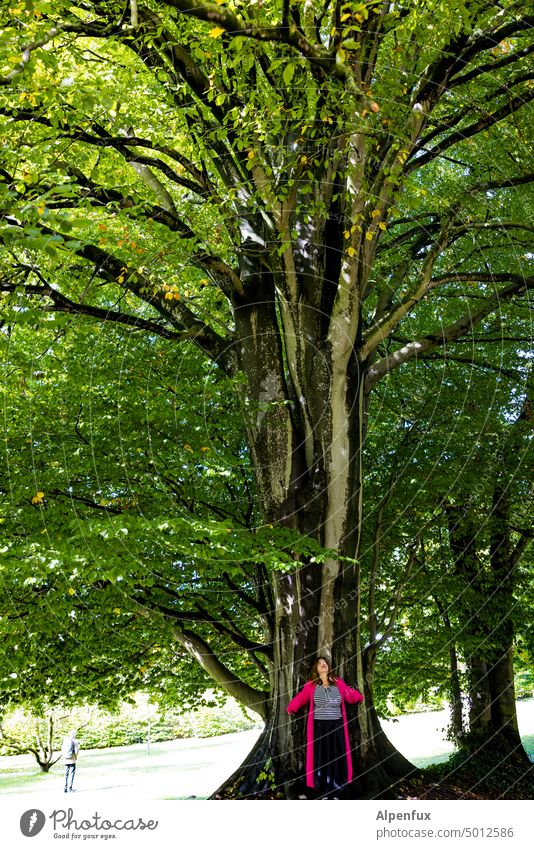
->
[[446, 491, 527, 760], [434, 596, 464, 739], [483, 483, 525, 755]]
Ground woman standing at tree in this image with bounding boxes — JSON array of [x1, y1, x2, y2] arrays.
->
[[287, 657, 364, 798]]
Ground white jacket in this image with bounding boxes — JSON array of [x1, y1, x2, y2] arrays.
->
[[61, 735, 80, 764]]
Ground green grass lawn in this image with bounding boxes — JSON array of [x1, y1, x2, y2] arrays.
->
[[382, 699, 534, 764], [1, 700, 532, 800], [0, 729, 261, 800]]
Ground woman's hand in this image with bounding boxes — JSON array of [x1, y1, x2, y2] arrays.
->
[[344, 682, 364, 703]]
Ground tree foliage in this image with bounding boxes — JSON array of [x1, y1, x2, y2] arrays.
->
[[0, 0, 532, 796]]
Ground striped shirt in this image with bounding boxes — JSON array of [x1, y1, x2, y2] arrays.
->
[[313, 684, 342, 719]]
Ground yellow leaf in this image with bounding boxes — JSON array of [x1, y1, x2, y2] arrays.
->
[[200, 446, 210, 452], [173, 292, 180, 300], [346, 246, 356, 257], [366, 232, 374, 240], [209, 26, 225, 38], [184, 443, 194, 453], [164, 291, 174, 300], [247, 150, 255, 160], [300, 155, 308, 164], [117, 275, 125, 284], [371, 209, 380, 218], [68, 588, 76, 596], [343, 230, 351, 239], [379, 222, 387, 231], [31, 491, 45, 504], [113, 608, 121, 615]]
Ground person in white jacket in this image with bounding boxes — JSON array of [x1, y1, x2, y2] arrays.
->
[[61, 730, 80, 793]]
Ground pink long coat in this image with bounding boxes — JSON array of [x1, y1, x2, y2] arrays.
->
[[287, 678, 364, 788]]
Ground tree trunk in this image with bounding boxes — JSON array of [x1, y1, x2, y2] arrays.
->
[[210, 571, 418, 799], [488, 647, 522, 748], [446, 492, 527, 760], [208, 207, 420, 797], [209, 346, 417, 797], [434, 595, 464, 738], [448, 643, 464, 740], [467, 656, 492, 739]]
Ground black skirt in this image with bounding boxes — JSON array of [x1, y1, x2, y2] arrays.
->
[[313, 718, 347, 797]]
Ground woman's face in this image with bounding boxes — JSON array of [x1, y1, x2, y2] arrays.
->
[[317, 658, 329, 674]]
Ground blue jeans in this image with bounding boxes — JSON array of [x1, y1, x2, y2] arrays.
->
[[64, 763, 76, 791]]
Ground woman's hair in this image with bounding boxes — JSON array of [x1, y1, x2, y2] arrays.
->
[[309, 656, 337, 685]]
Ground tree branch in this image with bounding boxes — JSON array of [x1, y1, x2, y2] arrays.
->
[[0, 273, 199, 343], [466, 173, 534, 194], [360, 211, 457, 360], [365, 276, 534, 390], [221, 571, 268, 616], [374, 542, 420, 649], [162, 0, 344, 80], [419, 71, 534, 149], [171, 626, 269, 718], [1, 221, 231, 360], [448, 41, 534, 89], [193, 601, 272, 658], [407, 89, 534, 172], [447, 14, 534, 88], [416, 353, 523, 381]]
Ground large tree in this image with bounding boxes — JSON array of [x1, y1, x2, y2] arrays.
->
[[1, 0, 532, 796]]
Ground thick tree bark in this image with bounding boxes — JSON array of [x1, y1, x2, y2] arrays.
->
[[209, 301, 417, 796], [210, 577, 419, 799], [482, 483, 524, 753], [446, 492, 527, 759]]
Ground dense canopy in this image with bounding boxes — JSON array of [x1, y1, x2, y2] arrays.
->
[[1, 0, 532, 798]]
